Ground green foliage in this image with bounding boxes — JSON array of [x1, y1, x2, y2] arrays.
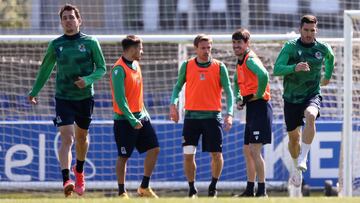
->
[[0, 0, 30, 28]]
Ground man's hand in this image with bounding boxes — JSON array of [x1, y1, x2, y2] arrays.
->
[[74, 77, 86, 89], [169, 104, 179, 123], [28, 96, 38, 105], [134, 120, 143, 129], [223, 114, 233, 132], [236, 101, 244, 110], [237, 94, 256, 110], [295, 62, 310, 72], [320, 78, 330, 86]]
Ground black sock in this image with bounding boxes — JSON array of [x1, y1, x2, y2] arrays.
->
[[118, 184, 125, 195], [246, 181, 255, 192], [209, 177, 218, 191], [140, 176, 150, 188], [62, 169, 70, 185], [188, 181, 197, 195], [257, 182, 265, 194], [76, 159, 85, 173]]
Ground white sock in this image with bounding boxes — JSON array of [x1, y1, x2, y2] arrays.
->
[[299, 143, 311, 163]]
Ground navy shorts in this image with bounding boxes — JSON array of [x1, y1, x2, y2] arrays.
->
[[54, 97, 94, 130], [244, 99, 273, 145], [113, 118, 159, 157], [284, 95, 322, 132], [182, 118, 223, 152]]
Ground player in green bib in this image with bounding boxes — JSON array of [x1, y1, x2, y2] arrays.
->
[[273, 15, 335, 191], [28, 4, 106, 197]]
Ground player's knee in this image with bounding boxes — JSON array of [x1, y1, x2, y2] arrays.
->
[[305, 107, 317, 123], [61, 135, 74, 146], [243, 145, 252, 157], [183, 145, 196, 155], [305, 112, 316, 124], [249, 145, 262, 157], [76, 134, 88, 144], [211, 152, 223, 162]]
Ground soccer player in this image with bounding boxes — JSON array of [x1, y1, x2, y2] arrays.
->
[[28, 4, 106, 197], [273, 15, 335, 188], [169, 34, 234, 198], [110, 35, 160, 199], [232, 28, 272, 197]]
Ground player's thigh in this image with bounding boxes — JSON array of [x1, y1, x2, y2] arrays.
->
[[284, 101, 305, 132], [305, 95, 322, 119], [246, 100, 272, 145], [74, 97, 94, 130], [202, 118, 223, 152], [136, 119, 159, 154], [54, 98, 76, 127], [182, 119, 201, 147], [113, 119, 138, 157], [244, 124, 251, 145]]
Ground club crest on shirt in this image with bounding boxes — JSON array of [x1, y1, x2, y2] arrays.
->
[[297, 50, 302, 56], [55, 46, 63, 57], [78, 44, 86, 52], [200, 73, 206, 80], [315, 51, 322, 59]]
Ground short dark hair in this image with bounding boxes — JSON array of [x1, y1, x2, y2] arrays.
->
[[300, 15, 317, 27], [122, 35, 142, 51], [59, 4, 81, 19], [232, 28, 251, 43], [193, 34, 212, 47]]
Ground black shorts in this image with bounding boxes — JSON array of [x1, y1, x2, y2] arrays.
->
[[182, 118, 223, 152], [284, 95, 322, 132], [54, 97, 94, 130], [244, 99, 273, 145], [113, 118, 159, 157]]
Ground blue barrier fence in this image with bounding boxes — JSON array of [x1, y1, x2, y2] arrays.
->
[[0, 122, 342, 187]]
